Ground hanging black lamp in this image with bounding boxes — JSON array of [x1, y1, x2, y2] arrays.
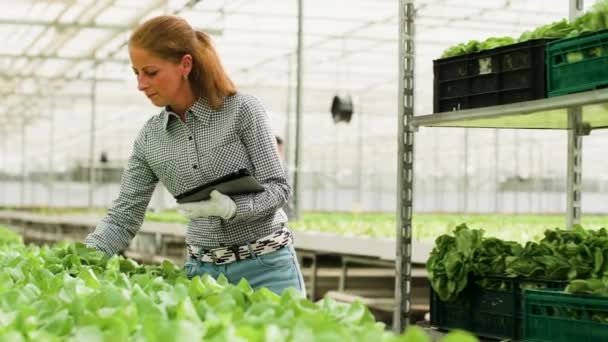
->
[[331, 94, 354, 123]]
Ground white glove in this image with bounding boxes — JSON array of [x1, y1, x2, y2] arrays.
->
[[177, 190, 237, 220]]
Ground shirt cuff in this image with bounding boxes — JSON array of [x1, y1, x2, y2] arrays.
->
[[84, 234, 115, 257]]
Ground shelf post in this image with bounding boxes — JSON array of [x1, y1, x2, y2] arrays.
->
[[395, 0, 414, 333], [566, 107, 583, 229], [566, 0, 584, 229], [569, 0, 584, 22]]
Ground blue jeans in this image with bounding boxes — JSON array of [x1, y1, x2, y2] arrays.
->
[[183, 244, 306, 297]]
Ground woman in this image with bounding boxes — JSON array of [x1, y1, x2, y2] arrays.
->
[[85, 15, 305, 296]]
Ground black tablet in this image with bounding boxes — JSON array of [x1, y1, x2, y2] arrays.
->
[[174, 168, 265, 204]]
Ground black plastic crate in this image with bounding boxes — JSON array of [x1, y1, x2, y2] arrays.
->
[[433, 39, 552, 113], [430, 276, 566, 340]]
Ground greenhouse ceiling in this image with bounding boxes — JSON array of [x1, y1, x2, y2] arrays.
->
[[0, 0, 588, 129]]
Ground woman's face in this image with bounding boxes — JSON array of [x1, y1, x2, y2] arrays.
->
[[129, 46, 190, 107]]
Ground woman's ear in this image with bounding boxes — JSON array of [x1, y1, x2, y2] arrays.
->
[[181, 54, 193, 77]]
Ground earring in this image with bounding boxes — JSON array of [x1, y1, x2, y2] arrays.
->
[[183, 74, 188, 80]]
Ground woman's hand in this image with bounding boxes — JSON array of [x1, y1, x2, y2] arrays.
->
[[177, 190, 236, 220]]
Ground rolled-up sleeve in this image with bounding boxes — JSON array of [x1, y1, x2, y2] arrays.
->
[[84, 126, 158, 255], [227, 95, 291, 224]]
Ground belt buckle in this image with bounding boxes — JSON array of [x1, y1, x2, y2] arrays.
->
[[209, 246, 229, 264]]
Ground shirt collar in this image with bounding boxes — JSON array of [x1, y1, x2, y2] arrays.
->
[[162, 97, 215, 130]]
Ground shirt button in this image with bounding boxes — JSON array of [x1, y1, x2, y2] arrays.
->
[[192, 165, 198, 169], [189, 136, 193, 140]]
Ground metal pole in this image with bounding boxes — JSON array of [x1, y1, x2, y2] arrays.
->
[[0, 128, 5, 207], [514, 130, 519, 213], [434, 130, 440, 211], [463, 129, 468, 212], [333, 128, 339, 211], [88, 64, 98, 210], [567, 0, 584, 228], [494, 129, 500, 212], [357, 101, 363, 207], [292, 0, 304, 220], [48, 100, 55, 207], [285, 54, 293, 171], [395, 0, 414, 332], [528, 138, 533, 213], [20, 118, 26, 207], [566, 109, 583, 228], [538, 140, 544, 213], [570, 0, 584, 22]]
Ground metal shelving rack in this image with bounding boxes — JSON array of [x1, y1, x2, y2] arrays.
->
[[395, 0, 594, 332]]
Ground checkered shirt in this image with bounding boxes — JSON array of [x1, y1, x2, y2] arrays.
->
[[85, 93, 291, 255]]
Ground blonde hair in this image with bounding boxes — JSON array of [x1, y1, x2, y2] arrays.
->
[[129, 15, 236, 110]]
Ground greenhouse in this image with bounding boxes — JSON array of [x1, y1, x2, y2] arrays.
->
[[1, 0, 608, 341]]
